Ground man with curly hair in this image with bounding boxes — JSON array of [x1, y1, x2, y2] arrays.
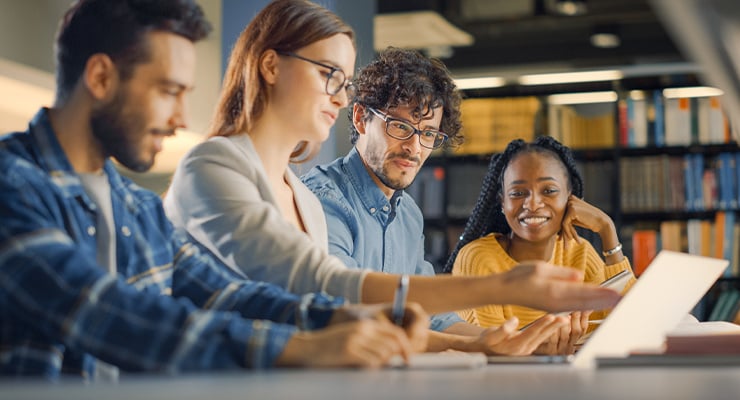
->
[[302, 47, 565, 353]]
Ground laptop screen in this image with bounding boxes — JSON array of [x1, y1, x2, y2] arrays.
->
[[571, 250, 728, 368]]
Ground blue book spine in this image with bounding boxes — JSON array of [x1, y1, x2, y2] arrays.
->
[[730, 153, 738, 209], [735, 152, 740, 209], [693, 153, 704, 210], [653, 90, 665, 147]]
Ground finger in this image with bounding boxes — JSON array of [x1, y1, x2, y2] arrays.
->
[[581, 310, 592, 332], [356, 322, 409, 366], [556, 318, 572, 354], [534, 262, 584, 282], [480, 317, 520, 350], [517, 315, 567, 353], [569, 223, 581, 243], [570, 311, 582, 335], [397, 303, 429, 352], [546, 284, 622, 312]]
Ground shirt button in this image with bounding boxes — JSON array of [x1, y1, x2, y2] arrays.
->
[[87, 226, 96, 236], [121, 226, 131, 237], [369, 207, 376, 213], [382, 205, 389, 212]]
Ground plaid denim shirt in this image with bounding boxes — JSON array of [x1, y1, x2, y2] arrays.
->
[[0, 109, 342, 380]]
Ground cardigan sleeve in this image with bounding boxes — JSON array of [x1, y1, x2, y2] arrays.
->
[[452, 239, 509, 328]]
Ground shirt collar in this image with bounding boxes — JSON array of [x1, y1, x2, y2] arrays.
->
[[27, 107, 135, 212], [341, 147, 404, 213]]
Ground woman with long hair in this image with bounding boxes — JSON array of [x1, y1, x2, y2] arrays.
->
[[446, 136, 635, 354], [164, 0, 621, 355]]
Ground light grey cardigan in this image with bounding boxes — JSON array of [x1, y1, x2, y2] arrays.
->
[[164, 134, 367, 303]]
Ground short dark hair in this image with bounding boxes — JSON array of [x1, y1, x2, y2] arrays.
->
[[349, 47, 463, 148], [54, 0, 211, 103], [443, 136, 583, 273]]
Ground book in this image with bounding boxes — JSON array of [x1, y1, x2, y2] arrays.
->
[[664, 321, 740, 355], [632, 230, 658, 276]]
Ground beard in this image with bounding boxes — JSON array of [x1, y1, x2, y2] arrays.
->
[[90, 89, 152, 173], [364, 145, 420, 191]]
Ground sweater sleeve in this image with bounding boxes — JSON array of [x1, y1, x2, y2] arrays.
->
[[451, 240, 509, 328]]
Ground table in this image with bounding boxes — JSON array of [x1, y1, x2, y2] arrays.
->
[[2, 364, 740, 400]]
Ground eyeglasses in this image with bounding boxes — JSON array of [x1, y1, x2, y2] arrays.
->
[[276, 50, 353, 97], [367, 107, 449, 149]]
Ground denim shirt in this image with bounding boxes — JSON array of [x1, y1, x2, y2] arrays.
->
[[0, 109, 341, 380], [302, 148, 463, 332]]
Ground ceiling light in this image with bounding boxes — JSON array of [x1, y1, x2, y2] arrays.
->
[[662, 86, 725, 99], [590, 25, 621, 49], [552, 0, 587, 16], [518, 70, 623, 85], [374, 11, 474, 53], [547, 91, 618, 105], [454, 76, 507, 90]]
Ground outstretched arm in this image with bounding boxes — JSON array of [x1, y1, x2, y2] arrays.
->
[[362, 262, 621, 315]]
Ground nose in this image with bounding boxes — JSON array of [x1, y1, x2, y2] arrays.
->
[[170, 95, 188, 130], [401, 131, 423, 155], [524, 191, 543, 210], [331, 87, 349, 109]]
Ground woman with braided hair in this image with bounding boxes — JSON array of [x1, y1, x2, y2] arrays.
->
[[446, 136, 635, 355]]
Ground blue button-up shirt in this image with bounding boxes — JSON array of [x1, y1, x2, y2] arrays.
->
[[0, 109, 341, 380], [302, 148, 463, 332]]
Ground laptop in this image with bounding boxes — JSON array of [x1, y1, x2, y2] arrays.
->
[[487, 250, 728, 369]]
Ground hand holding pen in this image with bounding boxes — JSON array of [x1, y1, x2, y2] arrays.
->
[[326, 275, 429, 355], [392, 274, 410, 326], [388, 274, 429, 356]]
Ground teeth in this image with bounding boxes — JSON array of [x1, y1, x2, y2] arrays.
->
[[521, 217, 548, 225]]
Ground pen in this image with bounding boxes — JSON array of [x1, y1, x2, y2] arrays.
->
[[391, 274, 409, 326]]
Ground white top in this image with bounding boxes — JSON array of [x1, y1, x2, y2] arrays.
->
[[163, 134, 367, 303]]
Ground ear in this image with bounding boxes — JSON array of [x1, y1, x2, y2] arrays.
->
[[352, 103, 367, 134], [259, 49, 280, 85], [82, 53, 119, 102]]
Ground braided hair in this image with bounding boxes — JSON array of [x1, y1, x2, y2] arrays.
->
[[442, 136, 584, 273]]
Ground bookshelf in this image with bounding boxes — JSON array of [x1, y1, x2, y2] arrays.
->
[[406, 80, 740, 321]]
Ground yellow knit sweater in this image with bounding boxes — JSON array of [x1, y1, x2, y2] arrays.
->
[[452, 233, 635, 330]]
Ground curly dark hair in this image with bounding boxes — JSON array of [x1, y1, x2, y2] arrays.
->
[[348, 47, 463, 148], [442, 136, 583, 273]]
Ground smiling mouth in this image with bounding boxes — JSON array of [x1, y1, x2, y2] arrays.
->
[[519, 216, 550, 226]]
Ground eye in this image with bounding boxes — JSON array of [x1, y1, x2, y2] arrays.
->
[[508, 190, 526, 198], [162, 87, 182, 97], [421, 130, 437, 139], [390, 121, 414, 133], [543, 187, 560, 195]]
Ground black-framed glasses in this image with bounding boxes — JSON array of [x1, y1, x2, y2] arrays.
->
[[276, 50, 353, 97], [367, 107, 449, 149]]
